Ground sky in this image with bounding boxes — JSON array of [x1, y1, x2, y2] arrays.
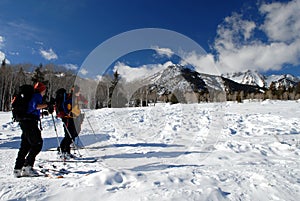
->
[[0, 0, 300, 79]]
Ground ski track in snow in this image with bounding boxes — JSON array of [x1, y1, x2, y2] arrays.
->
[[0, 101, 299, 201]]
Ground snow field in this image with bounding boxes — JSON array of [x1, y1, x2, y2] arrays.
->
[[0, 101, 299, 200]]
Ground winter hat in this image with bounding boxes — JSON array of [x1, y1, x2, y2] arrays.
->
[[34, 82, 46, 92]]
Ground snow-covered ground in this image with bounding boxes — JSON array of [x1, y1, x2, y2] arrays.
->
[[0, 101, 300, 201]]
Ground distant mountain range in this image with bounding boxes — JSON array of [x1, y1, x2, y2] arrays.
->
[[128, 64, 300, 103], [222, 70, 300, 89]]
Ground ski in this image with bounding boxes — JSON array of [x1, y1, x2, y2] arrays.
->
[[36, 165, 70, 178], [45, 158, 97, 163], [46, 159, 97, 163], [45, 146, 86, 151]]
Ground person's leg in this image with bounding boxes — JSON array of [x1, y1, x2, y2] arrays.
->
[[24, 121, 43, 167], [60, 118, 72, 154], [14, 123, 31, 170], [68, 118, 79, 139]]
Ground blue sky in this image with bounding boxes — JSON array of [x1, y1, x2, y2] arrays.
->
[[0, 0, 299, 78]]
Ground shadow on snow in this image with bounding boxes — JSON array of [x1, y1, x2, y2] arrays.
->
[[102, 151, 207, 160], [86, 143, 184, 150], [0, 134, 109, 151], [130, 163, 204, 172]]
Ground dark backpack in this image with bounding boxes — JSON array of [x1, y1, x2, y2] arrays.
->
[[55, 88, 69, 117], [11, 84, 34, 122]]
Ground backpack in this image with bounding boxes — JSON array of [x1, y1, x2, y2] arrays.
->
[[11, 84, 35, 122], [55, 88, 69, 117]]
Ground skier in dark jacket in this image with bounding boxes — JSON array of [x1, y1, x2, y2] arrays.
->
[[59, 85, 87, 159], [13, 82, 48, 177]]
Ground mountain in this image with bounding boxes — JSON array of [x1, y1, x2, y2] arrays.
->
[[222, 70, 266, 88], [223, 70, 300, 89], [145, 64, 208, 95], [129, 65, 264, 104], [266, 74, 300, 89], [130, 65, 210, 104], [122, 65, 300, 105]]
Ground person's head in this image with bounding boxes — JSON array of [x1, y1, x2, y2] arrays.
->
[[34, 82, 46, 96]]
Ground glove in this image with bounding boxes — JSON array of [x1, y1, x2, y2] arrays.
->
[[47, 104, 54, 114], [49, 97, 55, 105], [42, 111, 49, 116], [46, 97, 55, 114]]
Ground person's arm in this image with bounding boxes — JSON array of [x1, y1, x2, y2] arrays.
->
[[30, 94, 47, 109], [37, 103, 48, 110]]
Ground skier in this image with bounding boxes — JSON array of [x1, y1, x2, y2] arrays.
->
[[13, 82, 50, 177], [59, 85, 87, 159]]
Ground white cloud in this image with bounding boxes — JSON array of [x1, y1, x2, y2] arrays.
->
[[152, 46, 174, 58], [40, 48, 58, 60], [35, 41, 44, 46], [114, 61, 173, 82], [96, 75, 104, 81], [0, 36, 5, 48], [210, 0, 300, 74], [0, 36, 6, 63], [0, 52, 10, 64], [214, 13, 256, 53], [9, 51, 19, 56], [109, 1, 300, 77], [259, 0, 300, 42], [0, 51, 5, 61], [63, 63, 78, 70], [0, 36, 10, 64], [79, 68, 88, 75], [180, 51, 219, 75]]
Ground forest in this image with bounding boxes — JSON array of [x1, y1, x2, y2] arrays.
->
[[1, 60, 300, 111]]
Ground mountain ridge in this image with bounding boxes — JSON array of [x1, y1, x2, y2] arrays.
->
[[222, 69, 300, 89], [126, 65, 299, 104]]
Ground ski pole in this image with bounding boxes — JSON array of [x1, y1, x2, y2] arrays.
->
[[62, 121, 82, 157], [82, 109, 99, 140], [51, 113, 62, 153]]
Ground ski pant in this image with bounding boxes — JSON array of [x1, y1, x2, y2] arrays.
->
[[60, 116, 83, 153], [14, 120, 43, 169]]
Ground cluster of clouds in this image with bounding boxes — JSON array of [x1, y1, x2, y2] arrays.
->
[[0, 36, 58, 62], [0, 36, 5, 62], [114, 61, 174, 82], [39, 48, 58, 60], [212, 0, 300, 74], [1, 0, 299, 79], [114, 0, 300, 80], [0, 35, 77, 70]]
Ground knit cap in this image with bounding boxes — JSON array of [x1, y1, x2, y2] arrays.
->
[[34, 82, 46, 92]]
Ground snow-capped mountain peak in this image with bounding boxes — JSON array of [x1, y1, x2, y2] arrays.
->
[[222, 69, 300, 89], [222, 70, 266, 88]]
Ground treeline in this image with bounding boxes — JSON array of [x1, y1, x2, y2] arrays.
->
[[226, 82, 300, 103], [0, 61, 78, 111], [1, 60, 300, 111], [0, 61, 119, 111]]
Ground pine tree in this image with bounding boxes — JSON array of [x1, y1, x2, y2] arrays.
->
[[31, 64, 45, 84], [170, 93, 179, 104], [16, 67, 27, 85], [295, 82, 300, 94], [1, 59, 6, 66], [108, 70, 120, 108]]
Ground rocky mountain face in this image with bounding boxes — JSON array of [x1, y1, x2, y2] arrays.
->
[[144, 65, 208, 95], [130, 65, 273, 103], [129, 64, 300, 105]]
